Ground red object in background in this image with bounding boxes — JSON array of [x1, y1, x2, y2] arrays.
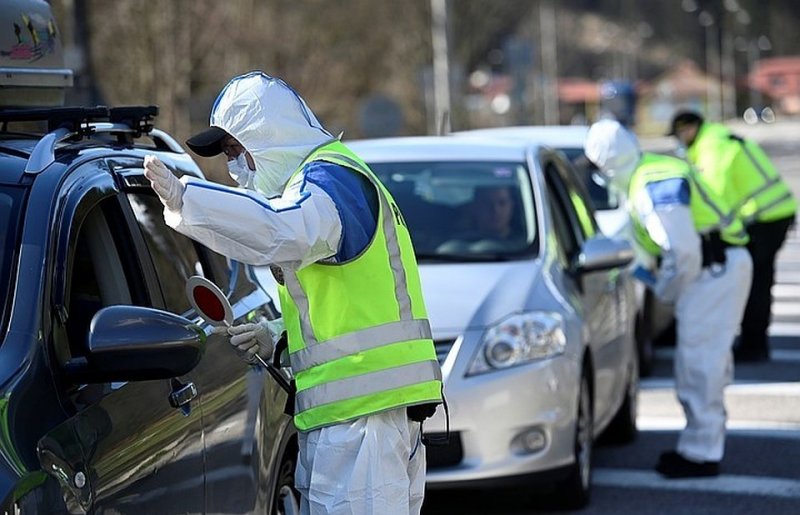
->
[[749, 57, 800, 115]]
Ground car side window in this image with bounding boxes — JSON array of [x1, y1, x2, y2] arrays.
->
[[545, 163, 581, 264], [557, 160, 598, 240], [65, 199, 136, 360], [126, 192, 206, 315]]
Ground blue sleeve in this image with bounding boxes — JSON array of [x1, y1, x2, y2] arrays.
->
[[645, 178, 690, 207], [304, 161, 379, 262]]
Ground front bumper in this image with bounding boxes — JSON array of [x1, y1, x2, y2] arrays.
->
[[423, 346, 581, 488]]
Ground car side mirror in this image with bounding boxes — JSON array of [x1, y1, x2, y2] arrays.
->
[[63, 306, 206, 383], [576, 235, 634, 274]]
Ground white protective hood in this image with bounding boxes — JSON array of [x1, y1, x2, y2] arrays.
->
[[584, 119, 641, 192], [209, 72, 334, 197]]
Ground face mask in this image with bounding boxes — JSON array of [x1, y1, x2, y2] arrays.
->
[[227, 154, 254, 189]]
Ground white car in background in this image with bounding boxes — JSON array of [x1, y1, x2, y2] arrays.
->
[[456, 126, 675, 375], [347, 136, 638, 509]]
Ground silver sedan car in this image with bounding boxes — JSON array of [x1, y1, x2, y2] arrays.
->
[[457, 125, 676, 376], [348, 136, 639, 509]]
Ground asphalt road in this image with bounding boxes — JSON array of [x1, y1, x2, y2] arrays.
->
[[422, 119, 800, 514]]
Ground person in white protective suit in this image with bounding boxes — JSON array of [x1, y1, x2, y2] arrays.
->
[[143, 71, 443, 514], [584, 119, 752, 478]]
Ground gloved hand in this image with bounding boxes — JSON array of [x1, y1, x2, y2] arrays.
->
[[144, 155, 184, 211], [213, 322, 274, 364]]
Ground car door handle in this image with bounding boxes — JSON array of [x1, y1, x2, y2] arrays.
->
[[169, 381, 198, 409]]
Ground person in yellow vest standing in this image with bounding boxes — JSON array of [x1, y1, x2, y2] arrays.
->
[[143, 72, 443, 514], [669, 111, 797, 363], [584, 119, 752, 478]]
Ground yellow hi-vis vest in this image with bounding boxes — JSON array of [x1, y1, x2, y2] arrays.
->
[[687, 122, 796, 225], [628, 153, 748, 257], [277, 140, 443, 432]]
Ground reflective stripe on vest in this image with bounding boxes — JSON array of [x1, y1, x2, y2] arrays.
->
[[736, 141, 795, 223], [739, 140, 770, 181], [685, 170, 747, 240], [743, 190, 795, 225], [295, 360, 442, 413], [732, 176, 782, 212], [290, 319, 432, 372], [630, 154, 747, 255], [285, 269, 317, 345]]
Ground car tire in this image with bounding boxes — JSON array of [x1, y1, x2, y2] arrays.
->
[[553, 368, 593, 509], [602, 352, 639, 444], [274, 446, 300, 515]]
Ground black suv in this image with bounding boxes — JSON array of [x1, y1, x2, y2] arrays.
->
[[0, 107, 297, 514]]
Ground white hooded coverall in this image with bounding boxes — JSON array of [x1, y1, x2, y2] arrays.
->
[[163, 72, 426, 514], [585, 120, 752, 462]]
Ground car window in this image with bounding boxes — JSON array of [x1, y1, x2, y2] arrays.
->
[[544, 163, 581, 264], [560, 147, 619, 211], [127, 193, 207, 314], [65, 199, 136, 359], [370, 161, 538, 261], [554, 158, 598, 240], [0, 186, 25, 339]]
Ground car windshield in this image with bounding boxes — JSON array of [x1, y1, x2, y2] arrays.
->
[[559, 147, 620, 211], [0, 186, 24, 338], [370, 161, 538, 261]]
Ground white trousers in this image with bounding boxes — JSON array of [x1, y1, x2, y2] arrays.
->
[[674, 247, 752, 462], [295, 408, 426, 515]]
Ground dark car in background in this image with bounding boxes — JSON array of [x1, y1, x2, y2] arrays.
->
[[0, 3, 297, 511], [0, 106, 297, 514]]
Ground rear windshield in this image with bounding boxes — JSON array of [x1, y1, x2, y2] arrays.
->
[[559, 148, 620, 211], [370, 161, 538, 262], [0, 186, 24, 337]]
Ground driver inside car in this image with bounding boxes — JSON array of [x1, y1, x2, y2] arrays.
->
[[471, 186, 517, 240], [439, 185, 523, 253]]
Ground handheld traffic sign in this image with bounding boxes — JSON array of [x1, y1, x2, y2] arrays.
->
[[184, 275, 293, 394], [185, 275, 234, 327]]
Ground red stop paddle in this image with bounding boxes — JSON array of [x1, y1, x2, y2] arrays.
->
[[186, 276, 234, 327], [185, 276, 292, 393]]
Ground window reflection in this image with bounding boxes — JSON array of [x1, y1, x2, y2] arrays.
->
[[128, 193, 204, 313]]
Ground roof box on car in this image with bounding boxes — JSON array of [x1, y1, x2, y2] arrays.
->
[[0, 0, 73, 108]]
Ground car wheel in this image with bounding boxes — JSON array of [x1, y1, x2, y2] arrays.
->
[[602, 351, 639, 444], [553, 369, 593, 509], [274, 449, 300, 515]]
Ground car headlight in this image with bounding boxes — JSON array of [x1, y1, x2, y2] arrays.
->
[[468, 312, 566, 376]]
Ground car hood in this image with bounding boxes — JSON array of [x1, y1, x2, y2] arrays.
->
[[418, 260, 542, 336]]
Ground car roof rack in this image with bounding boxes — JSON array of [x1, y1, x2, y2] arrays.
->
[[0, 105, 110, 133], [0, 105, 185, 174]]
